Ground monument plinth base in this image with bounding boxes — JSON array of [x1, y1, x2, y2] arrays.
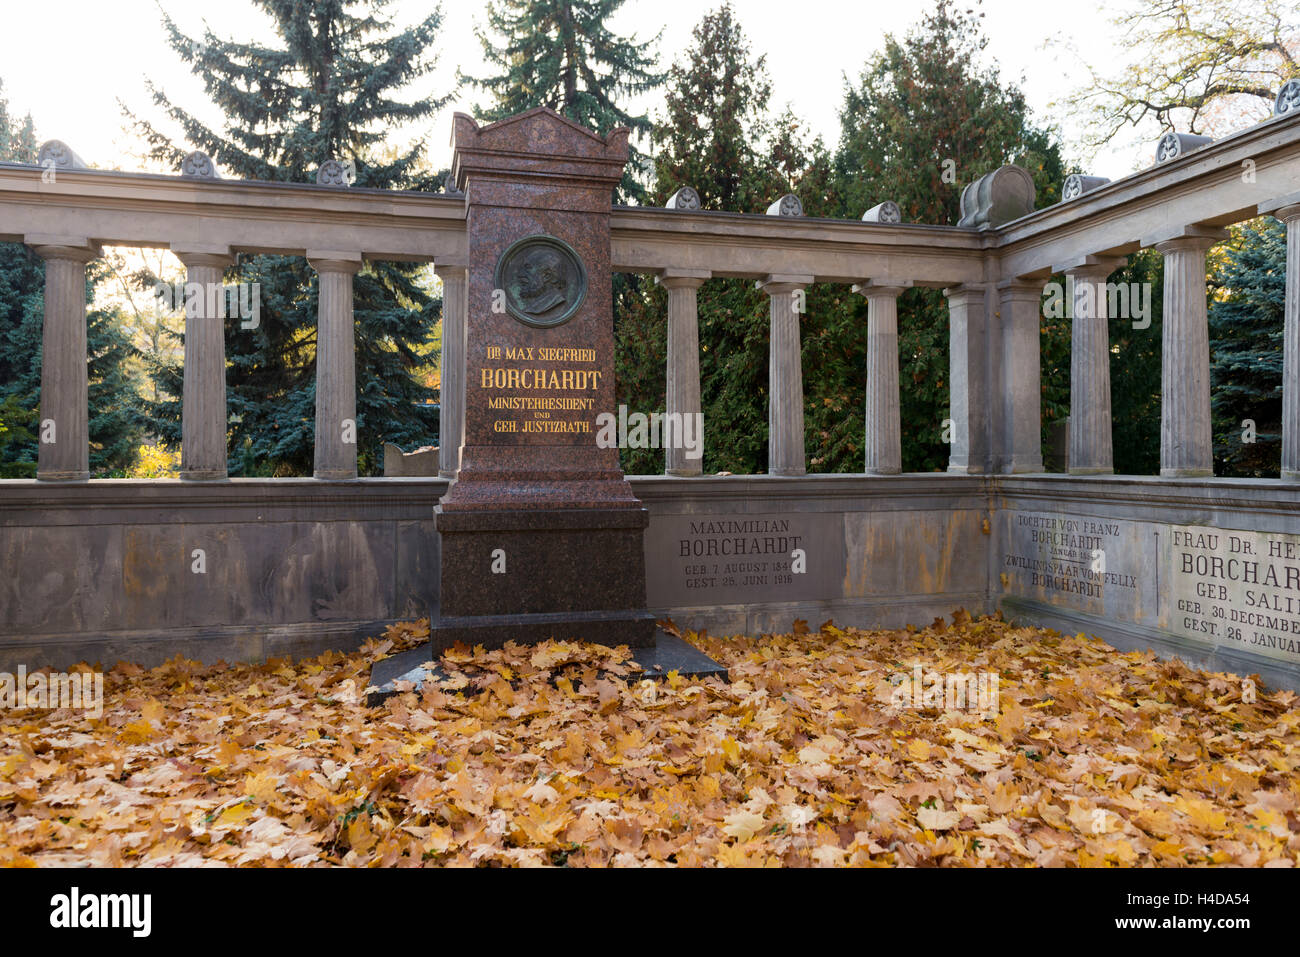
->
[[433, 505, 657, 650]]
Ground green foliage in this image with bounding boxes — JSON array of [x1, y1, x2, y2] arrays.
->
[[468, 0, 664, 202], [1107, 251, 1164, 476], [0, 394, 36, 478], [618, 1, 1068, 475], [0, 80, 145, 477], [834, 1, 1064, 226], [1210, 220, 1285, 476], [124, 1, 448, 476], [617, 4, 817, 475], [87, 261, 148, 473], [829, 0, 1067, 473]]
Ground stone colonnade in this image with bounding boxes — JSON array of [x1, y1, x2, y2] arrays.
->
[[1054, 220, 1300, 479], [20, 203, 1300, 485], [23, 237, 471, 483]]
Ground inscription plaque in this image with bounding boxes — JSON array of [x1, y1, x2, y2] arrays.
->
[[1003, 510, 1300, 668], [645, 512, 845, 607], [1161, 526, 1300, 665]]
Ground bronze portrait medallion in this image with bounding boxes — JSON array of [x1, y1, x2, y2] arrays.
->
[[494, 234, 587, 328]]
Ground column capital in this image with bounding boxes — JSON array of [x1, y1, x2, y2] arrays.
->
[[27, 236, 100, 263], [1271, 203, 1300, 224], [757, 274, 814, 295], [852, 279, 912, 298], [656, 268, 710, 290], [942, 283, 987, 303], [307, 250, 364, 274], [1258, 190, 1300, 220], [1146, 225, 1229, 253], [172, 244, 235, 270], [1055, 254, 1127, 279], [996, 277, 1045, 298], [433, 262, 469, 280]]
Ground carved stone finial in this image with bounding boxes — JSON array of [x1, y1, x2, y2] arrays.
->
[[861, 200, 902, 224], [36, 140, 86, 171], [956, 165, 1035, 229], [1061, 174, 1110, 201], [180, 150, 219, 179], [442, 168, 463, 196], [666, 186, 701, 210], [766, 193, 803, 217], [316, 159, 351, 187], [1276, 79, 1300, 116], [1155, 132, 1214, 164]]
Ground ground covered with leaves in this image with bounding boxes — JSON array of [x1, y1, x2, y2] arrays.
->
[[1, 614, 1297, 867]]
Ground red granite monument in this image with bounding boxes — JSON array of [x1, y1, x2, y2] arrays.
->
[[431, 107, 655, 650]]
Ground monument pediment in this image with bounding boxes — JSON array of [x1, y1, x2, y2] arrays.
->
[[450, 108, 629, 190]]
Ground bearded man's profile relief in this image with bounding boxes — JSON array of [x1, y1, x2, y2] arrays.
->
[[515, 247, 569, 317]]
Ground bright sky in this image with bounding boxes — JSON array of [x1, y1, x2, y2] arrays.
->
[[0, 0, 1171, 188]]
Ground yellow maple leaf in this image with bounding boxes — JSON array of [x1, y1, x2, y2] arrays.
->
[[118, 720, 158, 744], [917, 804, 961, 832], [722, 809, 766, 843]]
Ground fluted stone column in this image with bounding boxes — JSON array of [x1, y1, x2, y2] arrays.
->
[[998, 279, 1044, 473], [1275, 204, 1300, 481], [174, 247, 234, 480], [1153, 228, 1226, 477], [759, 274, 813, 476], [944, 284, 989, 473], [1063, 257, 1124, 474], [435, 263, 468, 478], [852, 282, 909, 474], [31, 238, 99, 481], [657, 269, 710, 475], [309, 252, 362, 480]]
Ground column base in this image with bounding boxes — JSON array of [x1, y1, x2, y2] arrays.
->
[[1069, 466, 1114, 476], [181, 469, 227, 481], [36, 470, 89, 482], [314, 470, 358, 481], [863, 467, 901, 476], [1282, 470, 1300, 483], [666, 467, 704, 477], [768, 467, 807, 477], [1160, 467, 1213, 478], [1004, 459, 1045, 475]]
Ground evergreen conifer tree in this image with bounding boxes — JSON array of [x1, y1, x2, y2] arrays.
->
[[0, 80, 144, 476], [1210, 220, 1286, 476], [621, 1, 1068, 475], [616, 4, 798, 474], [467, 0, 664, 203], [830, 0, 1068, 472], [124, 2, 449, 476]]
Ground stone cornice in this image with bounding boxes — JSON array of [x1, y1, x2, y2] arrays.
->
[[610, 206, 986, 284], [0, 477, 448, 526], [0, 109, 1298, 286], [994, 110, 1300, 278], [0, 163, 467, 262]]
